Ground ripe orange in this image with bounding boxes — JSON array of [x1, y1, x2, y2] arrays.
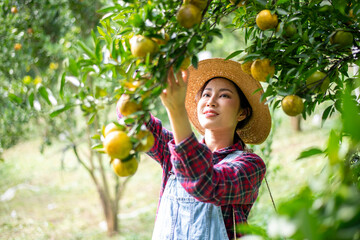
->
[[281, 95, 304, 116], [190, 0, 207, 10], [11, 6, 18, 14], [103, 131, 132, 160], [104, 122, 123, 137], [330, 30, 353, 48], [152, 33, 170, 45], [250, 59, 275, 82], [256, 10, 278, 30], [112, 158, 138, 177], [306, 71, 330, 93], [276, 23, 297, 38], [180, 56, 191, 70], [117, 94, 141, 116], [177, 4, 202, 29], [241, 60, 253, 75], [130, 35, 158, 58], [135, 130, 155, 152], [14, 43, 22, 51]]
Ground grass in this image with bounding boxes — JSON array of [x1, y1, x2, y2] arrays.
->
[[0, 109, 335, 239]]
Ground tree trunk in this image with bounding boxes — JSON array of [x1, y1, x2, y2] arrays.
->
[[291, 115, 302, 132], [97, 186, 119, 236]]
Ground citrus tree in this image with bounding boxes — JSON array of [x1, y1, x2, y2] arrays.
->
[[4, 0, 360, 238], [56, 0, 360, 237]]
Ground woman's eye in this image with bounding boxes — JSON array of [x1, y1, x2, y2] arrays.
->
[[202, 93, 210, 97], [220, 94, 230, 98]]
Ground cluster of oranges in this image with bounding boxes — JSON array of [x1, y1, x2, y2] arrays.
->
[[101, 95, 155, 177], [239, 7, 355, 117]]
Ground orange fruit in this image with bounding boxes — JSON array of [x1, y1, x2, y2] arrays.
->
[[177, 4, 202, 29], [117, 94, 141, 116], [104, 123, 123, 137], [152, 33, 170, 45], [14, 43, 22, 51], [256, 10, 278, 30], [130, 35, 158, 58], [241, 60, 253, 75], [135, 130, 155, 152], [103, 131, 132, 160], [180, 56, 191, 70], [189, 0, 207, 10], [281, 95, 304, 116], [250, 59, 275, 82], [112, 158, 138, 177], [11, 6, 18, 14], [330, 30, 353, 48], [306, 71, 330, 93]]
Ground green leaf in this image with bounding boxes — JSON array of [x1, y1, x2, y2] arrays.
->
[[28, 91, 35, 107], [297, 148, 324, 160], [225, 50, 243, 60], [87, 112, 97, 125], [91, 143, 104, 150], [97, 26, 106, 38], [321, 105, 333, 127], [77, 40, 97, 60], [8, 93, 22, 104], [50, 104, 74, 118], [37, 85, 51, 105], [342, 90, 360, 142], [59, 72, 66, 99]]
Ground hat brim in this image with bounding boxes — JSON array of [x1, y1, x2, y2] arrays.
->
[[185, 58, 271, 144]]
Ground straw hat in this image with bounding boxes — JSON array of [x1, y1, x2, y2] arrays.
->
[[185, 58, 271, 144]]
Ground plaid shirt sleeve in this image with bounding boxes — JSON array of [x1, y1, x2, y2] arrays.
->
[[168, 133, 266, 206], [144, 114, 174, 167]]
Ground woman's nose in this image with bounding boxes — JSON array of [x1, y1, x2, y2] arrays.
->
[[206, 96, 216, 107]]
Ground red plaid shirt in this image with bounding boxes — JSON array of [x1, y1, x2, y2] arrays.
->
[[117, 105, 266, 239], [143, 114, 266, 239]]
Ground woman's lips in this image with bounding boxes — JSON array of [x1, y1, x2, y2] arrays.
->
[[203, 110, 218, 117]]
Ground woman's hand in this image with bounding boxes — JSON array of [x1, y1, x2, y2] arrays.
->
[[160, 67, 189, 112], [160, 67, 192, 144]]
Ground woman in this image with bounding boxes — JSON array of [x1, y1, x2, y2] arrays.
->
[[118, 58, 271, 239]]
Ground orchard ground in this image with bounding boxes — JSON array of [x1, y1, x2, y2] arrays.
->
[[0, 105, 335, 240]]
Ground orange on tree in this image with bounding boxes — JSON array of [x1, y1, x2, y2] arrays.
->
[[250, 58, 275, 82], [152, 33, 170, 45], [14, 43, 22, 51], [306, 71, 330, 93], [330, 30, 354, 49], [176, 3, 202, 29], [180, 56, 191, 70], [117, 94, 141, 116], [135, 129, 155, 152], [256, 10, 278, 31], [241, 60, 253, 75], [130, 35, 158, 58], [104, 122, 123, 137], [189, 0, 207, 10], [281, 95, 304, 116], [277, 22, 297, 38], [11, 6, 18, 13], [103, 130, 132, 160], [112, 157, 138, 177]]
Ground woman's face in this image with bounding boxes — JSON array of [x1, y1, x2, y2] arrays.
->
[[197, 78, 246, 134]]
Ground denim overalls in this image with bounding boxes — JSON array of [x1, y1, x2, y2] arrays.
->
[[152, 151, 242, 240]]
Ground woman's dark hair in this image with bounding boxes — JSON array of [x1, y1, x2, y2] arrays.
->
[[197, 77, 253, 145]]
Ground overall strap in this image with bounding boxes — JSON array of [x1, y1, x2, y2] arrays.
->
[[217, 150, 243, 240]]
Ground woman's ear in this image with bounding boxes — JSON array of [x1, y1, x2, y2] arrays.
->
[[237, 108, 248, 122]]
